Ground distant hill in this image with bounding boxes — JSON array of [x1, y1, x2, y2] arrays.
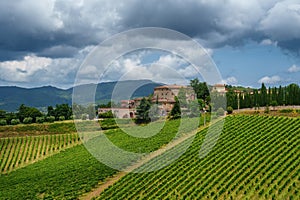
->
[[0, 80, 162, 112]]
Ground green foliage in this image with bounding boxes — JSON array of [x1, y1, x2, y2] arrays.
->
[[149, 104, 160, 121], [264, 105, 270, 114], [210, 91, 227, 112], [169, 96, 181, 120], [46, 116, 55, 123], [99, 118, 118, 130], [190, 78, 209, 101], [11, 119, 20, 125], [270, 100, 278, 110], [86, 104, 96, 120], [187, 100, 200, 117], [227, 106, 233, 114], [59, 116, 65, 121], [17, 104, 42, 123], [81, 114, 88, 120], [177, 88, 188, 108], [23, 117, 33, 124], [0, 110, 6, 118], [216, 107, 225, 116], [98, 110, 114, 118], [135, 97, 151, 124], [279, 109, 293, 113], [48, 104, 72, 120], [228, 83, 300, 110], [0, 119, 7, 126], [98, 101, 117, 108], [36, 117, 45, 123]]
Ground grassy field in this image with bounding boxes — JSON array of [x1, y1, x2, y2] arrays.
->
[[98, 115, 300, 199]]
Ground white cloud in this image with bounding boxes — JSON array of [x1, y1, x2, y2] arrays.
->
[[0, 45, 94, 88], [258, 75, 281, 84], [288, 64, 300, 73], [0, 55, 52, 82], [260, 39, 278, 46], [222, 76, 238, 85], [98, 52, 200, 85], [259, 0, 300, 41]]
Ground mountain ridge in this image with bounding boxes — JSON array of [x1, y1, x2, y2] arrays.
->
[[0, 80, 163, 112]]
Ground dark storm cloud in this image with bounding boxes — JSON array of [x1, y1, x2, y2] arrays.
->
[[118, 1, 259, 46], [37, 45, 79, 58], [0, 0, 300, 62], [118, 0, 300, 52], [0, 0, 118, 60], [119, 1, 218, 37]]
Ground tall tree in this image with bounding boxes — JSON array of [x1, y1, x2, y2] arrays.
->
[[190, 78, 209, 101], [17, 104, 42, 123], [177, 88, 188, 108], [135, 97, 151, 124], [260, 83, 267, 106], [169, 96, 181, 119]]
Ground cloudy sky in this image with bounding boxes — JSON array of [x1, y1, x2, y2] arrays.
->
[[0, 0, 300, 88]]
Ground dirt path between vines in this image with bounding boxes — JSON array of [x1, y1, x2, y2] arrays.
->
[[79, 121, 217, 200]]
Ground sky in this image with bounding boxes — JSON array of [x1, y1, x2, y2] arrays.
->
[[0, 0, 300, 89]]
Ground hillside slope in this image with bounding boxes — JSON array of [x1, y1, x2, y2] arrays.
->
[[98, 115, 300, 199], [0, 80, 162, 112]]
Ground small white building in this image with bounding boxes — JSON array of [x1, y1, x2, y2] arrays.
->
[[212, 84, 227, 93]]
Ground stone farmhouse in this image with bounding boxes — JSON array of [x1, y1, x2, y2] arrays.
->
[[98, 84, 196, 119]]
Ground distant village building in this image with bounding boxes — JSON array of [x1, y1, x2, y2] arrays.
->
[[98, 107, 136, 119], [152, 84, 195, 113], [212, 84, 227, 93], [98, 84, 195, 119]]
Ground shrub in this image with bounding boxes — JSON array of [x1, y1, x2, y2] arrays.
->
[[227, 106, 233, 114], [98, 110, 114, 118], [0, 119, 7, 126], [216, 108, 225, 116], [46, 116, 55, 123], [264, 105, 270, 114], [59, 116, 65, 121], [81, 114, 88, 120], [36, 117, 45, 123], [11, 119, 20, 125], [279, 109, 293, 113], [23, 117, 33, 124]]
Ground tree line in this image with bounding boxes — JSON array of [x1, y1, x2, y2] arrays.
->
[[226, 83, 300, 109], [0, 104, 72, 126], [2, 81, 300, 126]]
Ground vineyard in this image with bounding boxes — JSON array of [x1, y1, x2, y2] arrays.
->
[[0, 118, 199, 199], [98, 115, 300, 199], [0, 145, 118, 199], [1, 115, 299, 199], [0, 133, 80, 173]]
